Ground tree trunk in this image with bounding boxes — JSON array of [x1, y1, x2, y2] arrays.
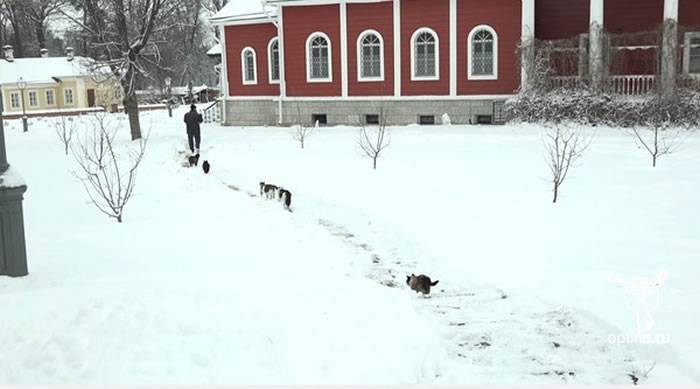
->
[[11, 21, 23, 58], [652, 154, 657, 167], [35, 22, 46, 49], [373, 156, 377, 170], [552, 183, 559, 203], [125, 94, 142, 140]]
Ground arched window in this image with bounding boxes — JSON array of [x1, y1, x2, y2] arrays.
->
[[306, 32, 332, 82], [358, 30, 384, 81], [468, 25, 498, 80], [268, 38, 280, 83], [411, 28, 439, 80], [241, 47, 257, 85]]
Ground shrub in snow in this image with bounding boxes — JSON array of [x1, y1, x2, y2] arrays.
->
[[543, 124, 591, 203], [71, 113, 147, 223], [508, 88, 699, 168], [54, 115, 78, 155], [292, 103, 314, 150], [357, 103, 391, 170], [626, 93, 695, 167]]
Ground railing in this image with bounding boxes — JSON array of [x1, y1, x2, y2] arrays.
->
[[609, 75, 656, 95], [202, 100, 222, 124], [551, 76, 586, 90], [680, 76, 700, 90], [551, 75, 657, 96]]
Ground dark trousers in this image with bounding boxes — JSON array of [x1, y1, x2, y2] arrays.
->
[[187, 129, 201, 153]]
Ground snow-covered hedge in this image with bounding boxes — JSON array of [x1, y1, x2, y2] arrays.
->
[[506, 88, 700, 129]]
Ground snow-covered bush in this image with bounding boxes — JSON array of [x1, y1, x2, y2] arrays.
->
[[507, 88, 700, 129]]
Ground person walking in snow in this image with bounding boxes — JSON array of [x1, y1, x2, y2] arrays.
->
[[184, 104, 203, 154]]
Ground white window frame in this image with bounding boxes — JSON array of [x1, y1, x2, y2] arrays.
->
[[28, 90, 39, 107], [468, 25, 499, 81], [64, 88, 75, 106], [683, 31, 700, 77], [306, 32, 333, 83], [9, 91, 21, 110], [240, 47, 258, 85], [268, 37, 280, 84], [410, 27, 440, 81], [357, 29, 385, 82], [45, 89, 56, 107]]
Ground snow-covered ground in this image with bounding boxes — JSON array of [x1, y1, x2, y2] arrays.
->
[[1, 108, 698, 384]]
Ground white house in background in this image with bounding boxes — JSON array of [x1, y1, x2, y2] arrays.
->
[[0, 46, 120, 114]]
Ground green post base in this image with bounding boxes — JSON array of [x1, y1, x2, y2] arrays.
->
[[0, 184, 28, 277]]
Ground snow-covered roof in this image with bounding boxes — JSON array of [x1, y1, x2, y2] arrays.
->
[[0, 56, 95, 86], [211, 0, 273, 24], [171, 85, 212, 96], [207, 44, 222, 56]]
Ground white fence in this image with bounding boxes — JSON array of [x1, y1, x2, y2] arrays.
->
[[609, 75, 656, 95], [551, 75, 657, 96]]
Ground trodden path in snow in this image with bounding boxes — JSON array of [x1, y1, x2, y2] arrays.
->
[[208, 158, 648, 385]]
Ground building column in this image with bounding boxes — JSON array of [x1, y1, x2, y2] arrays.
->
[[278, 6, 287, 124], [393, 0, 402, 97], [449, 0, 457, 96], [219, 24, 229, 125], [521, 0, 535, 92], [340, 1, 349, 98], [0, 89, 7, 173], [589, 0, 605, 91], [661, 0, 679, 97]]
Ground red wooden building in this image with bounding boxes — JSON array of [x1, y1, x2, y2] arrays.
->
[[211, 0, 700, 126]]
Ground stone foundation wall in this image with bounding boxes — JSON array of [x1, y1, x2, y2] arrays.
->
[[223, 98, 502, 126]]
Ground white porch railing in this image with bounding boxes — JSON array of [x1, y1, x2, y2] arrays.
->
[[609, 75, 656, 95], [202, 100, 222, 124], [551, 76, 584, 89], [550, 75, 657, 96]]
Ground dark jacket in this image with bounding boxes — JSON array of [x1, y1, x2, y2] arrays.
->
[[184, 110, 203, 133]]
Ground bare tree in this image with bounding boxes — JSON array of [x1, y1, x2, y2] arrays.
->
[[71, 113, 147, 223], [629, 96, 688, 168], [293, 103, 313, 149], [357, 103, 391, 170], [544, 124, 590, 203], [24, 0, 68, 49], [64, 0, 180, 140], [54, 114, 78, 155], [0, 0, 28, 57]]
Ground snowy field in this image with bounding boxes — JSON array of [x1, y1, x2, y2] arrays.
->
[[1, 107, 698, 384]]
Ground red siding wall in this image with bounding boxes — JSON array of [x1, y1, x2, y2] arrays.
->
[[225, 23, 279, 96], [457, 0, 520, 95], [283, 4, 341, 97], [535, 0, 590, 40], [401, 0, 450, 95], [605, 0, 663, 33], [347, 2, 394, 96], [680, 0, 700, 27]]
